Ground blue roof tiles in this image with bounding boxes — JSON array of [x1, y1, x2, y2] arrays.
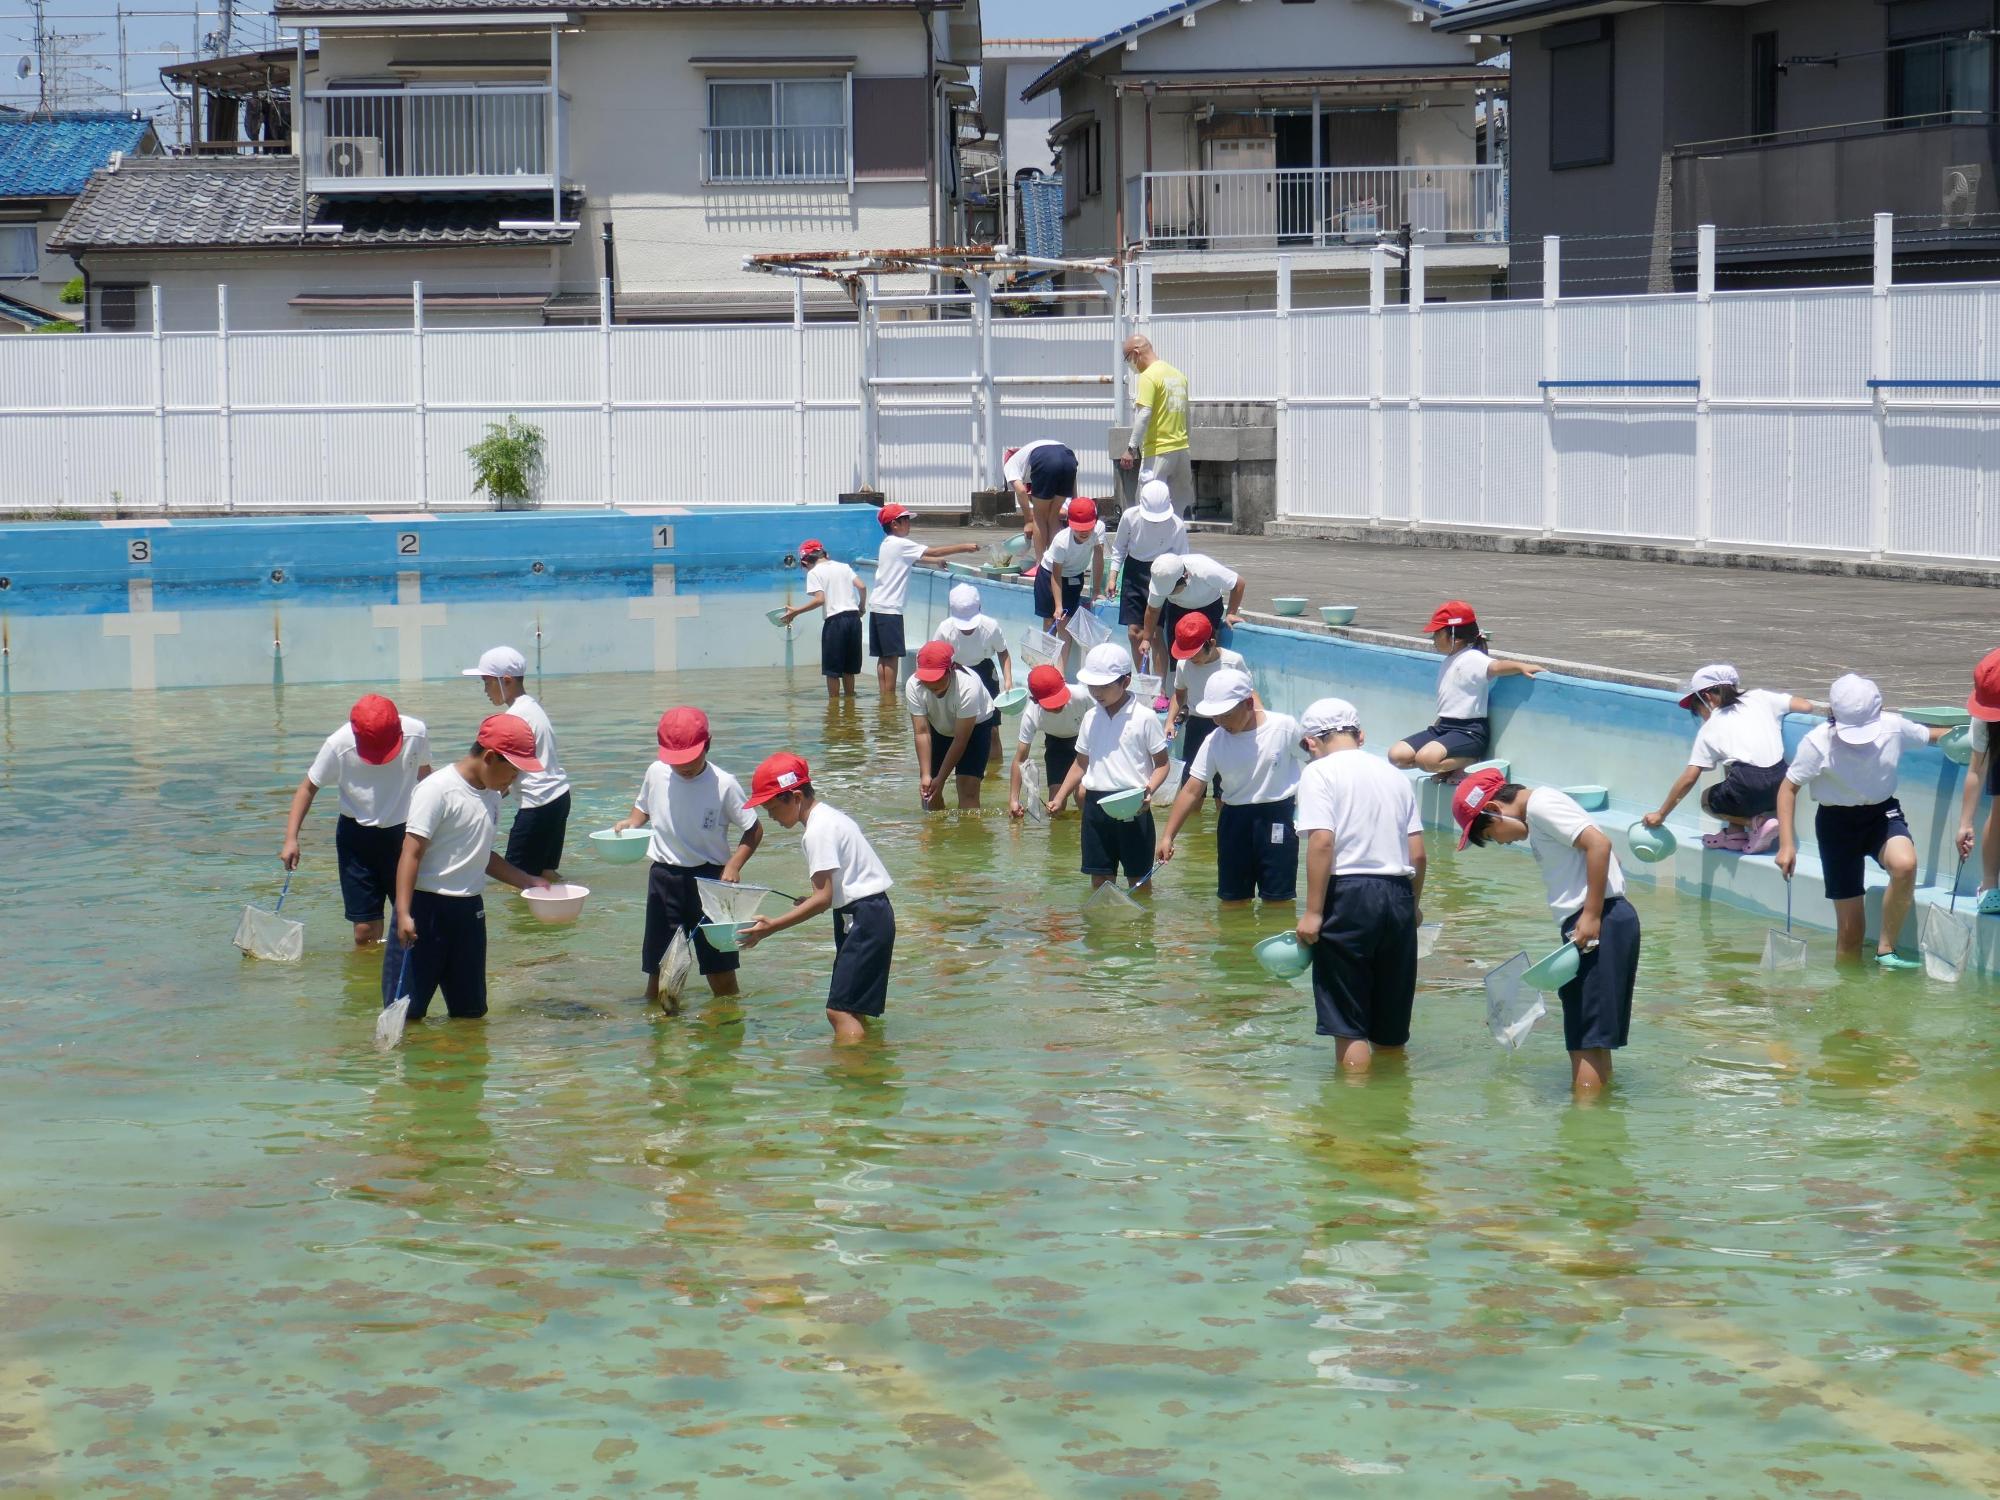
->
[[0, 111, 158, 199]]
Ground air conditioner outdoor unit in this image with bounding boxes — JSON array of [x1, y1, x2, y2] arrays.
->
[[1943, 163, 1982, 227], [323, 136, 382, 178]]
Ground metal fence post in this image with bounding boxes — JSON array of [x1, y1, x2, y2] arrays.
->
[[975, 270, 998, 493], [1408, 243, 1426, 527], [792, 277, 808, 500], [1275, 255, 1291, 520], [216, 284, 234, 513], [860, 275, 880, 491], [600, 276, 615, 508], [412, 281, 430, 511], [151, 284, 168, 510], [1541, 234, 1561, 538], [1107, 268, 1129, 427], [1869, 212, 1894, 560], [1368, 242, 1385, 523], [1695, 224, 1716, 549]]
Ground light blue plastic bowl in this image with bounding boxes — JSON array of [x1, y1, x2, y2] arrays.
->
[[994, 687, 1029, 716], [588, 827, 652, 864], [766, 607, 790, 626], [1626, 821, 1678, 863], [1522, 942, 1580, 992], [1319, 605, 1358, 626], [1464, 759, 1511, 781], [1562, 784, 1609, 811], [699, 921, 743, 953], [1098, 787, 1148, 822], [1271, 597, 1307, 617], [1942, 725, 1974, 766], [1253, 933, 1312, 979]]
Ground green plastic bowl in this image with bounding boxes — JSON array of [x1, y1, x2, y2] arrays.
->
[[1253, 932, 1312, 979], [1097, 787, 1149, 822], [1464, 759, 1511, 781], [1319, 605, 1358, 626], [1562, 784, 1609, 811], [766, 606, 791, 626], [699, 921, 743, 953], [1001, 532, 1032, 558], [1272, 597, 1308, 617], [589, 827, 652, 864], [1902, 706, 1973, 728], [1522, 942, 1580, 992], [1627, 821, 1678, 863], [1941, 724, 1975, 766], [994, 687, 1029, 716]]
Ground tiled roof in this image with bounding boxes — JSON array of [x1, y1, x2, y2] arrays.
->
[[278, 0, 946, 11], [48, 158, 579, 253], [0, 111, 158, 199]]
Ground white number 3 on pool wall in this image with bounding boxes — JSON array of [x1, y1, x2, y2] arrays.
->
[[397, 532, 420, 556], [127, 538, 150, 563]]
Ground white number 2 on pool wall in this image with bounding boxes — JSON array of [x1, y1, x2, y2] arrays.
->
[[127, 538, 150, 564], [397, 532, 420, 557], [654, 527, 672, 549]]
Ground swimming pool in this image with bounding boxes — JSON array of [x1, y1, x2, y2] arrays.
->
[[3, 669, 1995, 1494]]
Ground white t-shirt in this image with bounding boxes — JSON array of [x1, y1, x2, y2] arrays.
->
[[1147, 554, 1238, 610], [1174, 646, 1249, 712], [1294, 748, 1422, 877], [405, 764, 502, 898], [1189, 711, 1309, 806], [1435, 648, 1493, 720], [935, 614, 1007, 670], [1018, 690, 1087, 747], [1111, 506, 1190, 568], [870, 535, 928, 614], [307, 715, 429, 826], [1077, 695, 1169, 792], [1525, 788, 1625, 920], [806, 559, 861, 616], [1786, 716, 1929, 806], [635, 761, 756, 869], [1688, 689, 1793, 771], [1003, 440, 1063, 486], [904, 667, 994, 735], [503, 693, 569, 809], [802, 801, 893, 910], [1040, 523, 1104, 580]]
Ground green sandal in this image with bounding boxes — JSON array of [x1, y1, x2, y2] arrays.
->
[[1875, 950, 1922, 972]]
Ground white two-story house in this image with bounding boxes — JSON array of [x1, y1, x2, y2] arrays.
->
[[1023, 0, 1508, 310], [52, 0, 982, 330]]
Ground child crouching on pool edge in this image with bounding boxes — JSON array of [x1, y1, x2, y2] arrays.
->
[[736, 754, 896, 1044]]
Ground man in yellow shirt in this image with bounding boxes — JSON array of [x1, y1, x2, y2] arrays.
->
[[1120, 335, 1192, 514]]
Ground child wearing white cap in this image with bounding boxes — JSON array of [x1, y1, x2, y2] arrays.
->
[[1155, 668, 1307, 904], [1009, 664, 1088, 818], [1776, 673, 1949, 968], [1644, 664, 1811, 854], [1049, 642, 1171, 890], [779, 539, 866, 699], [934, 581, 1012, 773], [1111, 478, 1190, 677], [464, 645, 572, 880], [1291, 698, 1425, 1073], [1141, 553, 1246, 673]]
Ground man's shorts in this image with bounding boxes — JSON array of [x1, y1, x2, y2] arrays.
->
[[335, 814, 403, 924], [506, 790, 571, 875], [1814, 799, 1913, 902], [1139, 449, 1193, 513]]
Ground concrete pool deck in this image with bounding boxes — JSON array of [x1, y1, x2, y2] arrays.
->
[[911, 523, 1996, 706]]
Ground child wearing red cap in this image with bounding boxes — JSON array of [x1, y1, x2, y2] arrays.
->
[[613, 707, 763, 1009], [1168, 612, 1250, 788], [736, 754, 896, 1044], [1389, 601, 1544, 782], [1454, 770, 1638, 1094], [281, 693, 431, 949], [780, 540, 866, 699], [390, 714, 550, 1025], [1009, 664, 1087, 817], [1035, 496, 1106, 636], [1957, 648, 2000, 913], [868, 504, 980, 698], [906, 640, 996, 810]]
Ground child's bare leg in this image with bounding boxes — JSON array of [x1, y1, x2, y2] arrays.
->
[[707, 970, 739, 998], [1388, 739, 1418, 769], [353, 919, 384, 947], [1571, 1048, 1612, 1093], [1334, 1037, 1375, 1072], [826, 1008, 866, 1044], [956, 774, 983, 810], [1831, 897, 1867, 958], [1982, 800, 2000, 889], [825, 677, 839, 700]]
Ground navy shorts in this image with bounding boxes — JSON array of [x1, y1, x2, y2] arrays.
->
[[1815, 799, 1913, 902], [1044, 734, 1077, 790], [821, 611, 863, 677], [1035, 569, 1086, 621], [1180, 713, 1218, 783], [927, 719, 993, 781], [642, 860, 740, 977], [868, 611, 906, 661], [506, 789, 570, 875], [335, 814, 403, 924], [1400, 716, 1489, 762], [1025, 444, 1078, 500], [1703, 759, 1787, 820], [972, 659, 1003, 733], [1119, 559, 1154, 627], [1559, 896, 1640, 1051], [1986, 751, 2000, 798], [1309, 874, 1418, 1046], [393, 890, 487, 1022], [1216, 796, 1299, 902], [1081, 789, 1154, 881], [829, 892, 896, 1016], [1163, 597, 1225, 646]]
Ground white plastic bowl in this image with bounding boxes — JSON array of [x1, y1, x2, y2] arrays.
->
[[522, 882, 590, 923]]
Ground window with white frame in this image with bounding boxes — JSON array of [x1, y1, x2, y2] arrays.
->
[[705, 78, 848, 184], [0, 224, 37, 279]]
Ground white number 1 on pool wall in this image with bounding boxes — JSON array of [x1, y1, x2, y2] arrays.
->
[[127, 538, 150, 564], [397, 532, 420, 556]]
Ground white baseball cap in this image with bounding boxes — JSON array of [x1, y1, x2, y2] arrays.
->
[[1677, 663, 1739, 708], [1300, 697, 1361, 737], [1076, 642, 1135, 686], [462, 645, 528, 679], [1149, 555, 1189, 590], [1830, 672, 1884, 744], [1193, 667, 1255, 718], [947, 581, 981, 624], [1138, 479, 1174, 518]]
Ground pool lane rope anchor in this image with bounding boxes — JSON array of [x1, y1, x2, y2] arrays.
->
[[376, 948, 414, 1051]]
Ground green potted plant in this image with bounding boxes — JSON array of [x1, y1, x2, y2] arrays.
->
[[465, 416, 546, 510]]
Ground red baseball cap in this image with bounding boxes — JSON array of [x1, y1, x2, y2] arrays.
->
[[1451, 767, 1508, 849], [349, 693, 403, 765], [1027, 664, 1070, 710], [476, 713, 544, 772], [744, 751, 811, 808], [1970, 648, 2000, 721], [878, 503, 912, 526], [656, 706, 710, 765], [914, 640, 956, 684], [1425, 599, 1477, 633], [798, 538, 826, 560], [1067, 496, 1099, 531], [1169, 612, 1214, 660]]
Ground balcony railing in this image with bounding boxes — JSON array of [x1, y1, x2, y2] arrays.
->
[[701, 123, 850, 187], [300, 87, 568, 193], [1128, 164, 1505, 252]]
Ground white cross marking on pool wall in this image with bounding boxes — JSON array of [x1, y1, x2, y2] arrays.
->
[[102, 578, 181, 691], [629, 564, 700, 671], [370, 571, 447, 683]]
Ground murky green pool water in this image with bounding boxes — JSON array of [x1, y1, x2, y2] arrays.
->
[[3, 670, 1998, 1498]]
